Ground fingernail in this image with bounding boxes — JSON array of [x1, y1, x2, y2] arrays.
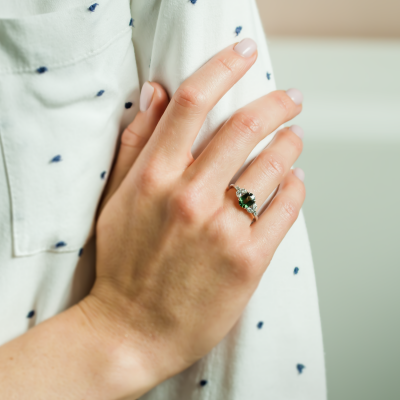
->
[[290, 125, 304, 139], [140, 81, 155, 112], [286, 88, 303, 106], [234, 38, 257, 58], [293, 168, 305, 182]]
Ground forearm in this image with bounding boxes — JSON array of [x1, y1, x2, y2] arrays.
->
[[0, 298, 154, 400]]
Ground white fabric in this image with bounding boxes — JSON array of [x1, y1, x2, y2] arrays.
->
[[0, 0, 326, 398]]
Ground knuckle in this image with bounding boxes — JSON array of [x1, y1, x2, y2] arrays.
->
[[278, 197, 300, 223], [170, 188, 201, 223], [215, 56, 236, 75], [223, 239, 261, 283], [230, 250, 260, 283], [135, 162, 161, 194], [258, 151, 285, 180], [230, 111, 263, 142], [121, 126, 147, 149], [272, 91, 292, 116], [173, 85, 207, 111]]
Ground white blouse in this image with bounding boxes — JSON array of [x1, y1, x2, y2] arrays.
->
[[0, 0, 326, 398]]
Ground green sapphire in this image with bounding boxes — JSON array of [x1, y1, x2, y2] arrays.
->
[[238, 192, 256, 209]]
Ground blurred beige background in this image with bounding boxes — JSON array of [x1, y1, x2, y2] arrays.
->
[[257, 0, 400, 37], [256, 1, 400, 399]]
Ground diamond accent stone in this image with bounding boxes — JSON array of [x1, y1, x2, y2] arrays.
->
[[247, 203, 257, 213], [235, 187, 247, 198]]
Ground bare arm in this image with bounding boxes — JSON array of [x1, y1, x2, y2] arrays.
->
[[0, 304, 153, 399]]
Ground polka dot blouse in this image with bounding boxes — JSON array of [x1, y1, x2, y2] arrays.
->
[[0, 0, 326, 398]]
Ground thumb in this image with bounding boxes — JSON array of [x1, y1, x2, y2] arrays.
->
[[101, 81, 169, 210]]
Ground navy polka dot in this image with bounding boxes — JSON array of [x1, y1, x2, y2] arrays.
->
[[129, 18, 134, 27], [100, 171, 107, 179], [199, 380, 208, 386], [297, 364, 305, 374], [36, 66, 48, 74], [78, 248, 84, 257], [27, 310, 35, 319], [97, 90, 105, 97], [235, 26, 242, 36], [125, 102, 133, 109], [190, 0, 197, 4], [88, 3, 99, 12], [50, 155, 62, 163], [266, 72, 272, 80], [294, 267, 299, 275], [55, 241, 67, 248], [257, 321, 264, 329]]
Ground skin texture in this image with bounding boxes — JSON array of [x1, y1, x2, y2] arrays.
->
[[0, 40, 305, 399]]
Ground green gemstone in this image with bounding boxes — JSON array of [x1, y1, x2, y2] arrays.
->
[[239, 192, 256, 209]]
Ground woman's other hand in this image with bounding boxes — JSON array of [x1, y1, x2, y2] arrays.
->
[[81, 38, 305, 398]]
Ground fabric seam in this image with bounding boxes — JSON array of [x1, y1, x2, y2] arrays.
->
[[0, 26, 131, 75]]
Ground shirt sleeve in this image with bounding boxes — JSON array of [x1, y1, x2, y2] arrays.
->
[[131, 0, 277, 170]]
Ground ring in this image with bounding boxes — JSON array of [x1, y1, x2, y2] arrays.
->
[[229, 184, 258, 223]]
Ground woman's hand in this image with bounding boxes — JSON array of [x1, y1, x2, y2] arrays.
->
[[81, 38, 305, 398]]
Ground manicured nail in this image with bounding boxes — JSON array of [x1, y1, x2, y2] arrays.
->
[[234, 38, 257, 58], [290, 125, 304, 139], [293, 168, 305, 182], [286, 88, 303, 106], [140, 81, 155, 112]]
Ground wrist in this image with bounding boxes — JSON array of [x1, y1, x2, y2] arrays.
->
[[76, 290, 176, 398]]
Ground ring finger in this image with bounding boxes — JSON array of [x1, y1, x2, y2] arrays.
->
[[226, 125, 304, 224]]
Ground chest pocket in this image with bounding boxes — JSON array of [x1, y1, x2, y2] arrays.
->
[[0, 0, 140, 256]]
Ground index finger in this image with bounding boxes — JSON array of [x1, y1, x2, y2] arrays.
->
[[145, 38, 258, 169]]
